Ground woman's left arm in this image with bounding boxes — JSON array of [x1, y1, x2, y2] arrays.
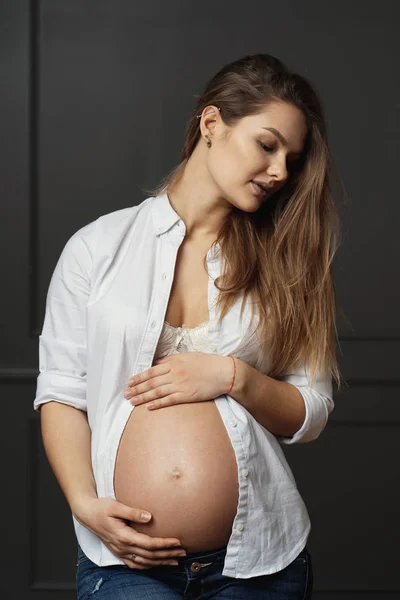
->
[[224, 357, 334, 444]]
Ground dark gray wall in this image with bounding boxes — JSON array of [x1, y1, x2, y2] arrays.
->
[[1, 1, 399, 598]]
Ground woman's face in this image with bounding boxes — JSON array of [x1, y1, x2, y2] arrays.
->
[[205, 100, 308, 212]]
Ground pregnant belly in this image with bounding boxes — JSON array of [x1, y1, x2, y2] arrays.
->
[[113, 400, 239, 553]]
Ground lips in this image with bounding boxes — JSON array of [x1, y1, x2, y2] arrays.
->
[[250, 181, 269, 198]]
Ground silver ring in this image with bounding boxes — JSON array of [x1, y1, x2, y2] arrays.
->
[[131, 553, 137, 561]]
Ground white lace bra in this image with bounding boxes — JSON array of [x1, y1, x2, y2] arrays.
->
[[154, 319, 211, 358]]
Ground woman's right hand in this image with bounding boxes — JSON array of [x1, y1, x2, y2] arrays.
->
[[73, 497, 187, 569]]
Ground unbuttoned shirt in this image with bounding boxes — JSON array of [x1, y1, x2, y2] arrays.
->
[[33, 190, 334, 578]]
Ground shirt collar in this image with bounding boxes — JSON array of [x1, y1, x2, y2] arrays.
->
[[151, 190, 183, 236], [150, 189, 221, 260]]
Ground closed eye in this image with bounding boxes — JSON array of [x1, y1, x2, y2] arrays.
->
[[259, 142, 273, 153], [259, 141, 301, 167]]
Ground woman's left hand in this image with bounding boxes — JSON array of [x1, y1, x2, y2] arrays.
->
[[123, 352, 233, 410]]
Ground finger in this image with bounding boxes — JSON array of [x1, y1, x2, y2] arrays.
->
[[123, 560, 147, 570], [128, 377, 173, 404], [145, 395, 179, 409], [120, 550, 181, 569], [123, 544, 187, 561], [130, 394, 164, 408], [129, 531, 183, 551], [125, 556, 179, 570]]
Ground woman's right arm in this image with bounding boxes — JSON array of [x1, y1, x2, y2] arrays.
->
[[35, 225, 186, 567], [34, 225, 99, 517], [39, 401, 97, 522]]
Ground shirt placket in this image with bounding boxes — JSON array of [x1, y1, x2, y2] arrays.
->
[[136, 223, 223, 372]]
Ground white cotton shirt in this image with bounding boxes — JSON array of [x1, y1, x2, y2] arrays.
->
[[33, 190, 334, 579]]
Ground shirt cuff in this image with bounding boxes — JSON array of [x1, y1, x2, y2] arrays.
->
[[277, 386, 333, 444], [34, 371, 87, 412]]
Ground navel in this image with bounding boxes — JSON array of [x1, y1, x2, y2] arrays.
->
[[171, 466, 182, 479]]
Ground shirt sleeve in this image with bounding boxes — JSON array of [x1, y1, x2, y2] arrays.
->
[[33, 221, 98, 413], [275, 362, 334, 444]]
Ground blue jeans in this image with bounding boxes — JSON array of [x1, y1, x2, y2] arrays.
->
[[76, 542, 313, 599]]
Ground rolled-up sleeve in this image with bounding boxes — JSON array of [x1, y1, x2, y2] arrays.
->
[[276, 363, 334, 444], [33, 222, 97, 413]]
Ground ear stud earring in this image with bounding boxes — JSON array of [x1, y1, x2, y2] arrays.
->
[[196, 107, 221, 149]]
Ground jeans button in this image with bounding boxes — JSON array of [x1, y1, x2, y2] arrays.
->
[[190, 562, 201, 572]]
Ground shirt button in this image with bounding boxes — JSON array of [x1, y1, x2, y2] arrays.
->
[[237, 523, 244, 532], [162, 272, 167, 280], [211, 345, 217, 351], [150, 321, 156, 329], [229, 419, 237, 427], [242, 469, 249, 477]]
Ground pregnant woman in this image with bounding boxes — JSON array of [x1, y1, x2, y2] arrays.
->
[[34, 53, 343, 599]]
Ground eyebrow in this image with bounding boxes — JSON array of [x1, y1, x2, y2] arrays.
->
[[261, 127, 303, 156]]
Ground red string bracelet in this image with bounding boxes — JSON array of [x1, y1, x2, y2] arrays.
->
[[227, 356, 236, 394]]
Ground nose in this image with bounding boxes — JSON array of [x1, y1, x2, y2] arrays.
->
[[267, 158, 289, 186]]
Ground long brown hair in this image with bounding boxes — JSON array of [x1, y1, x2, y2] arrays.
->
[[142, 53, 349, 392]]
